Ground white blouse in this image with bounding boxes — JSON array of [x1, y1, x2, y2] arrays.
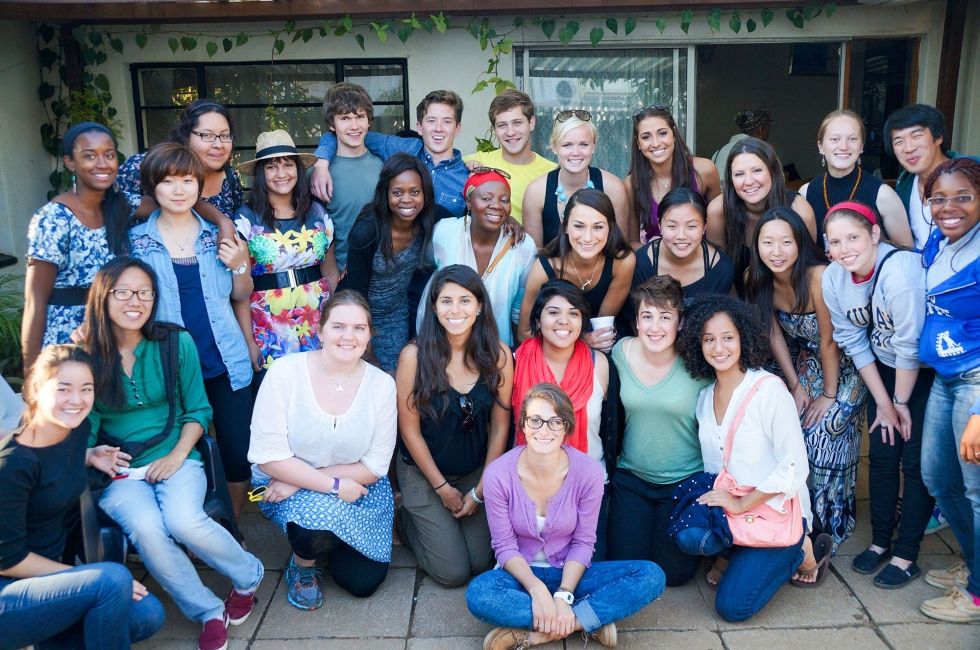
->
[[248, 352, 397, 479], [696, 368, 813, 527]]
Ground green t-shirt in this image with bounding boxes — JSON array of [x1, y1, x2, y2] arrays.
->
[[327, 150, 384, 270], [88, 331, 212, 468], [612, 338, 708, 485]]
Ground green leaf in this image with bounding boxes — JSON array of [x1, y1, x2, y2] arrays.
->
[[495, 79, 514, 94], [292, 31, 303, 43], [342, 15, 354, 32], [95, 51, 107, 65], [87, 31, 103, 47], [206, 41, 218, 57], [222, 37, 233, 52], [513, 17, 525, 27], [432, 12, 448, 32], [540, 20, 555, 39], [680, 10, 693, 34], [135, 32, 148, 49], [93, 74, 109, 91], [825, 3, 837, 18], [354, 33, 365, 50], [39, 48, 58, 69], [38, 82, 55, 101], [729, 13, 741, 33], [786, 9, 805, 29], [802, 6, 815, 21], [746, 18, 757, 33], [370, 22, 388, 44], [302, 28, 313, 42], [708, 8, 722, 32], [473, 80, 489, 93], [397, 25, 413, 43], [168, 37, 179, 53], [558, 21, 579, 45], [109, 37, 123, 54], [655, 17, 667, 34], [284, 20, 296, 33], [590, 27, 604, 46], [625, 17, 637, 35], [761, 9, 774, 27], [496, 38, 512, 54], [605, 18, 618, 34], [476, 137, 495, 153], [49, 170, 62, 188], [273, 38, 285, 54], [236, 32, 249, 46], [181, 36, 197, 51], [38, 23, 56, 44]]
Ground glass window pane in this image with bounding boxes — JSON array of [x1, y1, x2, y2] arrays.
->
[[226, 106, 325, 152], [516, 49, 687, 178], [207, 64, 336, 106], [138, 108, 182, 151], [138, 68, 198, 106], [342, 64, 404, 102]]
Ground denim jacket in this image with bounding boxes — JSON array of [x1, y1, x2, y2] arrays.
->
[[129, 210, 253, 391]]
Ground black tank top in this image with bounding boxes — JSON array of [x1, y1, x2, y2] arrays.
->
[[804, 167, 882, 236], [538, 252, 613, 318], [542, 167, 605, 246]]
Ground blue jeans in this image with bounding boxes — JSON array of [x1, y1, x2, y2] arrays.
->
[[0, 562, 164, 649], [677, 526, 805, 622], [99, 459, 263, 622], [466, 561, 664, 632], [920, 370, 980, 596]]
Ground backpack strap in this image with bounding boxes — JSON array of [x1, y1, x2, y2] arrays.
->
[[721, 374, 779, 469], [865, 248, 901, 337]]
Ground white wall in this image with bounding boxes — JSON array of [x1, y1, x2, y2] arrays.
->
[[0, 21, 50, 269], [953, 0, 980, 153]]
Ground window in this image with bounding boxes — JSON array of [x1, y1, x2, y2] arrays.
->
[[515, 48, 690, 177], [131, 59, 409, 158]]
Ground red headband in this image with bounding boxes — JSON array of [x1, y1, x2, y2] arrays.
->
[[463, 170, 510, 199], [828, 201, 877, 225]]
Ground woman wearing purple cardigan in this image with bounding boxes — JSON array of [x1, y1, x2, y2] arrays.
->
[[465, 383, 664, 650]]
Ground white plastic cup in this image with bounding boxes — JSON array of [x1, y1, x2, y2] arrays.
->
[[590, 316, 615, 332]]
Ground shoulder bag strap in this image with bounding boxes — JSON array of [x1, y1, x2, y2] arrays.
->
[[721, 375, 779, 469], [482, 235, 515, 279]]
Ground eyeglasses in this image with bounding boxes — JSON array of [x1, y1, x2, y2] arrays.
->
[[470, 165, 512, 179], [925, 194, 976, 208], [191, 131, 233, 144], [247, 485, 267, 503], [555, 109, 592, 123], [110, 289, 155, 302], [523, 415, 567, 432], [631, 104, 671, 120], [459, 395, 475, 431]]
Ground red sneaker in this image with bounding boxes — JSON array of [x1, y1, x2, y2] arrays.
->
[[198, 614, 228, 650], [224, 587, 257, 625]]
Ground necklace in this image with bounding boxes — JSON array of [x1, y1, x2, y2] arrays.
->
[[822, 165, 862, 209], [568, 257, 598, 290], [320, 356, 361, 391], [159, 221, 198, 253], [555, 176, 595, 203]]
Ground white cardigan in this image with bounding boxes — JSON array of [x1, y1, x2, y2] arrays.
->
[[696, 368, 813, 528], [248, 352, 397, 480]]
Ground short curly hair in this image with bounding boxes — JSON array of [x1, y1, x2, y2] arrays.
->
[[677, 295, 771, 380]]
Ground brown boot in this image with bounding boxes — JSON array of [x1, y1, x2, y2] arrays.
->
[[483, 627, 532, 650]]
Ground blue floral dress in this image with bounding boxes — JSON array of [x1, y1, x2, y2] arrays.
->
[[26, 201, 136, 345], [117, 152, 244, 218], [777, 310, 867, 550], [234, 204, 335, 368]]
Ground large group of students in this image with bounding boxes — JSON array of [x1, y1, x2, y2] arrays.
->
[[1, 80, 978, 650]]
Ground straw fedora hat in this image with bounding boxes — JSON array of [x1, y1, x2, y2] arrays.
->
[[237, 130, 318, 176]]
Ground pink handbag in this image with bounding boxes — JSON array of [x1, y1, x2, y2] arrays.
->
[[713, 375, 804, 548]]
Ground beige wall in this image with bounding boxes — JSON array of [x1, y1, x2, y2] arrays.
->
[[952, 0, 980, 153], [0, 21, 49, 269]]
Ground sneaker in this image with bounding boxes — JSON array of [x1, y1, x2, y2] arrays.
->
[[483, 627, 531, 650], [224, 587, 257, 625], [925, 560, 970, 589], [920, 586, 980, 623], [198, 614, 229, 650], [285, 558, 323, 611], [585, 622, 617, 647], [924, 504, 949, 534]]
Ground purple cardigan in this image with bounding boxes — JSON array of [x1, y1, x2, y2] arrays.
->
[[483, 445, 604, 569]]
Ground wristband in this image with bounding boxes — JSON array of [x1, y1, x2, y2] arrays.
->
[[433, 480, 448, 491], [821, 391, 835, 400], [329, 476, 340, 495], [891, 395, 909, 406], [468, 487, 483, 504]]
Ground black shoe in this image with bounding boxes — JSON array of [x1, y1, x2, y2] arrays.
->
[[874, 562, 920, 589], [851, 547, 891, 574]]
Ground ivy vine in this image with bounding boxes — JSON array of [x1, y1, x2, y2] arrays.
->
[[36, 4, 837, 185]]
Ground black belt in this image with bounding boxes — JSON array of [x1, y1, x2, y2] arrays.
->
[[252, 264, 322, 291], [48, 286, 89, 306]]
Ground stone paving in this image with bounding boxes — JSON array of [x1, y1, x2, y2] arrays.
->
[[130, 492, 978, 650]]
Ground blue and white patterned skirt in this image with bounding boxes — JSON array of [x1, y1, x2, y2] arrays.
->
[[252, 475, 394, 563]]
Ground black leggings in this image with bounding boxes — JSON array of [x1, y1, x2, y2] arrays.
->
[[286, 523, 389, 597], [203, 373, 253, 483]]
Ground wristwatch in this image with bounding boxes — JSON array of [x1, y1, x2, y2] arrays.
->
[[232, 263, 248, 276], [328, 476, 340, 496], [552, 587, 574, 605]]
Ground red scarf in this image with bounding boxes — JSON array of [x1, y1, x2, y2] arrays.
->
[[512, 337, 594, 453]]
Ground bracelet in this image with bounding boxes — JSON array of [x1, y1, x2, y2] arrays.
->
[[468, 487, 484, 504], [891, 395, 909, 406], [432, 480, 448, 491], [821, 391, 835, 400]]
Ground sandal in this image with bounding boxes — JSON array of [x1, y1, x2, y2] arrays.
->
[[705, 558, 728, 591], [791, 533, 833, 589]]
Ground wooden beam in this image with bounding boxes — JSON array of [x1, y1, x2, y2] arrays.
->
[[936, 0, 965, 135]]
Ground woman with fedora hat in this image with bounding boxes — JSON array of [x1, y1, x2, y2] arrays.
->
[[235, 130, 340, 384]]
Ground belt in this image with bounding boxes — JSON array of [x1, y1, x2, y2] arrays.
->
[[48, 286, 89, 306], [252, 264, 322, 291]]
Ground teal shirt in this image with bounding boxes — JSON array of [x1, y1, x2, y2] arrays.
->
[[88, 331, 212, 467], [612, 338, 708, 485]]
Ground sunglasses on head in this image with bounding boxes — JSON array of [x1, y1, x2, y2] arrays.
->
[[555, 109, 592, 123], [631, 104, 672, 120], [470, 165, 512, 179]]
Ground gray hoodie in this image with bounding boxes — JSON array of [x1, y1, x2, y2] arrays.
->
[[821, 242, 926, 370]]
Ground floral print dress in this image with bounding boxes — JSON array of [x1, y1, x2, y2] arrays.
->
[[118, 152, 244, 219], [234, 203, 334, 368]]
